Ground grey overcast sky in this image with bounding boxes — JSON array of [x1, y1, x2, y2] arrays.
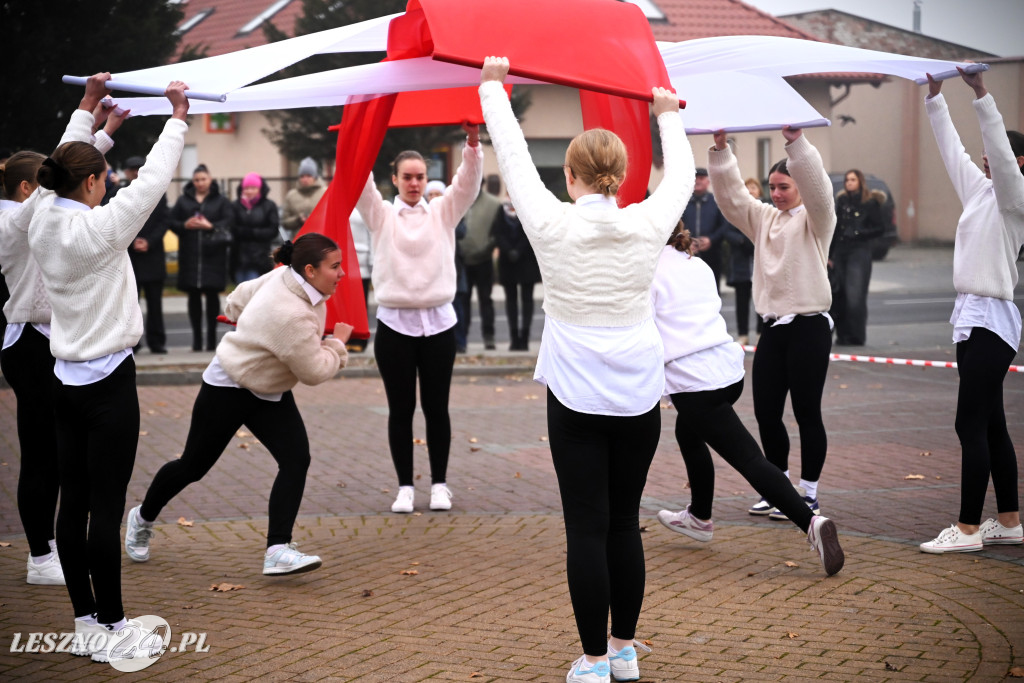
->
[[744, 0, 1023, 58]]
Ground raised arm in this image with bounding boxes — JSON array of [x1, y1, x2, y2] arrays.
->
[[355, 172, 394, 235], [430, 131, 483, 230], [783, 130, 835, 244], [969, 74, 1024, 217], [707, 133, 776, 241], [639, 87, 695, 236], [479, 57, 564, 234], [924, 75, 988, 209]]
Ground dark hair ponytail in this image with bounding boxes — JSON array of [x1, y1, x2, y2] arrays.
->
[[36, 141, 105, 197], [273, 233, 339, 274], [1, 151, 45, 198], [667, 221, 694, 253]]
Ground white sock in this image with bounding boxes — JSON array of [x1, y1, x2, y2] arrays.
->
[[102, 618, 128, 632], [267, 544, 287, 555], [607, 643, 621, 655], [399, 485, 414, 493], [30, 552, 54, 565], [75, 613, 98, 625], [49, 538, 57, 553], [799, 479, 818, 500], [136, 509, 154, 526]]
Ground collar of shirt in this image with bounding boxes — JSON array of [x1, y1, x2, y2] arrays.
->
[[0, 199, 20, 211], [290, 267, 327, 306], [392, 196, 428, 215], [575, 193, 618, 209], [788, 205, 806, 217], [53, 197, 90, 211]]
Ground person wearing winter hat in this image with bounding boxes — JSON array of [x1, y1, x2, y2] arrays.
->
[[281, 157, 326, 239], [232, 172, 279, 284]]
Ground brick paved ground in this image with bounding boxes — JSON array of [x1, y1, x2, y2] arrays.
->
[[0, 345, 1022, 680]]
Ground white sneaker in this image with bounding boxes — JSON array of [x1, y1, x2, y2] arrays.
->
[[391, 486, 415, 513], [69, 618, 108, 657], [124, 505, 154, 562], [92, 618, 145, 663], [608, 640, 650, 681], [26, 551, 65, 585], [656, 506, 713, 542], [748, 497, 775, 516], [979, 518, 1024, 545], [429, 483, 453, 511], [566, 655, 610, 682], [920, 524, 983, 554], [263, 542, 322, 575], [807, 516, 845, 576]]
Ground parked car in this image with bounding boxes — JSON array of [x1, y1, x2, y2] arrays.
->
[[829, 172, 899, 261]]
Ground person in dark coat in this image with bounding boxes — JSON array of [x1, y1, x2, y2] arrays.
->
[[681, 167, 729, 292], [232, 173, 279, 284], [492, 199, 541, 351], [170, 164, 233, 351], [123, 156, 170, 353]]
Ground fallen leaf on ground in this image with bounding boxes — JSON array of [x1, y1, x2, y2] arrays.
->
[[381, 488, 391, 493], [683, 481, 690, 490], [935, 476, 942, 480], [470, 447, 481, 452], [642, 640, 653, 646], [177, 517, 194, 527], [210, 583, 244, 592], [904, 474, 925, 480], [236, 430, 251, 438], [784, 561, 799, 567], [146, 409, 156, 415], [362, 590, 374, 598], [469, 437, 478, 443], [238, 443, 250, 450], [413, 438, 426, 445], [139, 431, 148, 437], [839, 384, 848, 389], [539, 436, 548, 442], [785, 632, 798, 639], [415, 474, 422, 480], [413, 512, 422, 516], [0, 542, 10, 548], [639, 526, 647, 533], [155, 401, 168, 407], [919, 451, 931, 456], [1007, 666, 1024, 677], [337, 482, 347, 488], [410, 562, 420, 566], [470, 674, 483, 679], [401, 569, 419, 576], [885, 662, 898, 671], [514, 472, 521, 478]]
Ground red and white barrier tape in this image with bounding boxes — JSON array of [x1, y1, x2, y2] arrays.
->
[[739, 346, 1023, 373]]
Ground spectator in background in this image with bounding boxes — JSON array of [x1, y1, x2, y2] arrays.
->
[[492, 197, 540, 351], [458, 179, 503, 350], [124, 156, 170, 354], [722, 177, 764, 345], [171, 164, 233, 351], [830, 169, 885, 346], [427, 180, 468, 353], [348, 207, 373, 353], [681, 167, 729, 292], [281, 157, 327, 240], [232, 172, 279, 284]]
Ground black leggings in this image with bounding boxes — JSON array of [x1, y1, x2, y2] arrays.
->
[[373, 321, 456, 487], [752, 315, 832, 483], [1, 325, 59, 557], [141, 383, 310, 547], [547, 390, 660, 656], [955, 327, 1019, 525], [185, 288, 221, 350], [670, 380, 813, 532], [733, 281, 752, 336], [53, 358, 138, 623]]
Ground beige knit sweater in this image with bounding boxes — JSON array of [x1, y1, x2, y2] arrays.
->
[[217, 267, 347, 393], [708, 135, 835, 318]]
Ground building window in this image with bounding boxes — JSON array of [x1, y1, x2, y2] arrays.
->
[[174, 8, 214, 35], [237, 0, 293, 36]]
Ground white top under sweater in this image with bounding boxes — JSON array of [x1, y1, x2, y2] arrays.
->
[[708, 135, 835, 319], [480, 81, 693, 415], [28, 118, 188, 362], [479, 80, 695, 328], [0, 109, 112, 328]]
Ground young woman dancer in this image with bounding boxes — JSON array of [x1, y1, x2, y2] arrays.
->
[[652, 225, 844, 577], [28, 79, 190, 661], [480, 57, 691, 683], [357, 128, 482, 514], [919, 70, 1023, 553], [708, 128, 836, 523], [125, 233, 348, 574], [0, 74, 125, 587]]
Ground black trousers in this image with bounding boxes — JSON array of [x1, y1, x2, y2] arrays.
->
[[141, 383, 310, 547], [373, 321, 456, 486], [752, 315, 832, 483], [184, 288, 221, 351], [830, 242, 873, 345], [670, 380, 813, 532], [547, 390, 660, 656], [53, 357, 138, 623], [733, 281, 753, 336], [137, 280, 166, 350], [502, 281, 535, 345], [463, 260, 495, 340], [955, 327, 1019, 525], [1, 325, 59, 557]]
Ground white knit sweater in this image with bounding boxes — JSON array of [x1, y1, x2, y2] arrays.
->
[[479, 80, 694, 327], [927, 93, 1024, 300], [708, 135, 835, 318], [0, 110, 112, 325], [651, 246, 735, 361], [217, 267, 346, 393], [28, 118, 187, 361]]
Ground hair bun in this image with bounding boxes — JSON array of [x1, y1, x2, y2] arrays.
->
[[41, 157, 70, 187], [276, 239, 295, 265]]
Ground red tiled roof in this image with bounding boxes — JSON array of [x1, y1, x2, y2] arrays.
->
[[173, 0, 304, 58], [646, 0, 820, 42]]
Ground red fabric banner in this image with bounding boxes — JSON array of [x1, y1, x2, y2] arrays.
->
[[579, 90, 654, 208]]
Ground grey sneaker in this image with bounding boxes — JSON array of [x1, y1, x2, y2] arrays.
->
[[656, 505, 713, 542], [263, 543, 322, 576], [124, 505, 154, 563], [807, 516, 845, 576]]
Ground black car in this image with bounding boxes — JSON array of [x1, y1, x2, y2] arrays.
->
[[829, 173, 899, 260]]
